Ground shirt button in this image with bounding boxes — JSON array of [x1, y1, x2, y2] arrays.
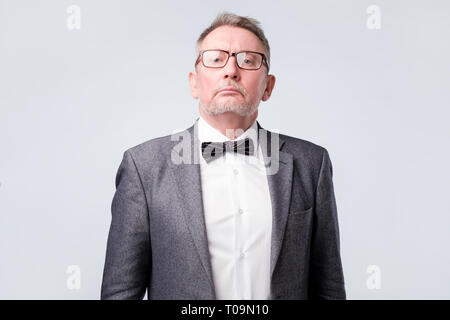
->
[[233, 168, 239, 175], [239, 252, 247, 259], [238, 208, 244, 215]]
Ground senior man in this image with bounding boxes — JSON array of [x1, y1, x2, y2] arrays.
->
[[101, 12, 346, 300]]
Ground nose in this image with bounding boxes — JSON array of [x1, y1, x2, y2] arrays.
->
[[222, 55, 241, 81]]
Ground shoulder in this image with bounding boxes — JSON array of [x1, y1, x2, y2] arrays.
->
[[122, 127, 192, 168], [277, 132, 329, 164], [275, 132, 334, 190], [126, 134, 173, 159], [273, 131, 334, 183], [257, 120, 330, 166]]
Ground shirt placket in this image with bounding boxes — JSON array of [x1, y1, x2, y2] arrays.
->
[[225, 149, 248, 300]]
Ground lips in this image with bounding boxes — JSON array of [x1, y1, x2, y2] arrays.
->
[[218, 87, 241, 95]]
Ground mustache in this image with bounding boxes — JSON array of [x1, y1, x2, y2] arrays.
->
[[215, 82, 246, 96]]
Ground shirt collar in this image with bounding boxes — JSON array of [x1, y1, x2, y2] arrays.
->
[[198, 115, 258, 148]]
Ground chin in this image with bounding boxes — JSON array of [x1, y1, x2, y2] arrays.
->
[[200, 100, 259, 117]]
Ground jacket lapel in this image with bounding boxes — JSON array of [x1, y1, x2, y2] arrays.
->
[[169, 120, 216, 298], [256, 122, 294, 279]]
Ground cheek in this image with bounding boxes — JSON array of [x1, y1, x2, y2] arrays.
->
[[197, 77, 215, 101], [248, 78, 266, 100], [258, 78, 268, 98]]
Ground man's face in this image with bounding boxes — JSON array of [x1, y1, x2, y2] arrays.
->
[[189, 25, 275, 117]]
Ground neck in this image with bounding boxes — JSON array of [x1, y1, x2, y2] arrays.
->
[[199, 108, 258, 140]]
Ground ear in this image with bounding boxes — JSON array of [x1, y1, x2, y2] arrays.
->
[[261, 74, 276, 101], [188, 70, 199, 99]]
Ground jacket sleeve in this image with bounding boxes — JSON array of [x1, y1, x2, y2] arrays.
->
[[101, 150, 151, 299], [308, 148, 346, 299]]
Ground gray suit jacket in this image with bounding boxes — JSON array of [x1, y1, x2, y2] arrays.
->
[[101, 119, 346, 300]]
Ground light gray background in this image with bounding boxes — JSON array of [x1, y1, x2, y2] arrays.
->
[[1, 0, 449, 299]]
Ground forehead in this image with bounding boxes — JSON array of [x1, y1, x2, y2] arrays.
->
[[199, 25, 265, 53]]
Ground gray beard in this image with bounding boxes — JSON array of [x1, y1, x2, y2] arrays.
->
[[200, 100, 258, 117]]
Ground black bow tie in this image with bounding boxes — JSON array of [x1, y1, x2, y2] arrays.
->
[[201, 137, 255, 163]]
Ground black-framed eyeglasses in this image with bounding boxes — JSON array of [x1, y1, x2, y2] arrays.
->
[[195, 49, 269, 71]]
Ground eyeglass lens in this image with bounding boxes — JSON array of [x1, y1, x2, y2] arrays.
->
[[202, 50, 263, 70]]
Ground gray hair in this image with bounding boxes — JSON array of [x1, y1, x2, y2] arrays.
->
[[196, 12, 271, 71]]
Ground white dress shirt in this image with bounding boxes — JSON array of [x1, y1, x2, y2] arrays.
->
[[197, 116, 273, 300]]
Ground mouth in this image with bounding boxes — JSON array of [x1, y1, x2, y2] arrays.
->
[[217, 87, 241, 95]]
